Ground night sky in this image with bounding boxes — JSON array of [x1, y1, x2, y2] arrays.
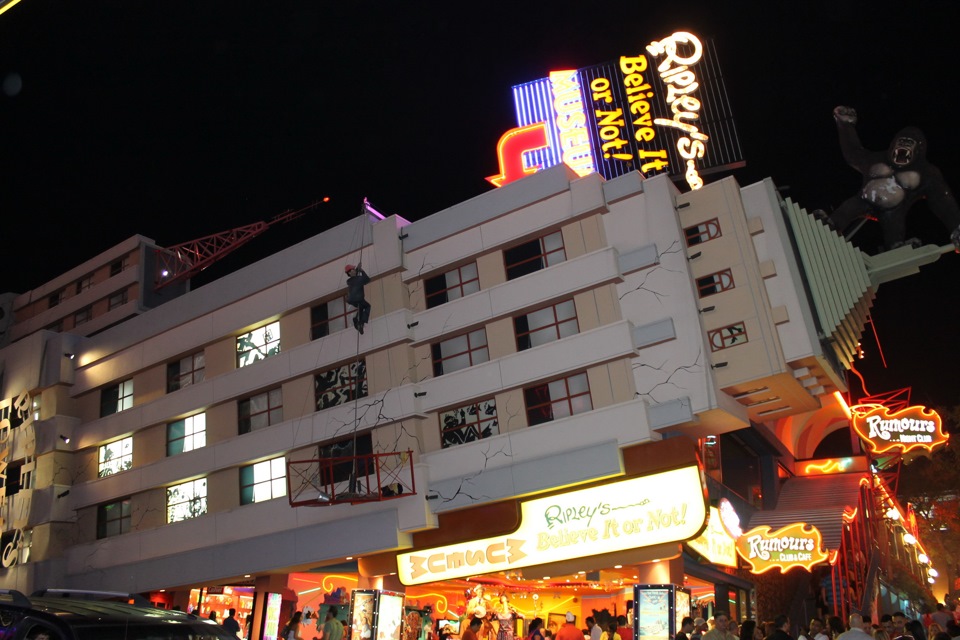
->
[[1, 1, 958, 409]]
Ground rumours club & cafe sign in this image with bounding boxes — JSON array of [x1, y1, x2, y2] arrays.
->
[[851, 404, 947, 454], [735, 522, 829, 574]]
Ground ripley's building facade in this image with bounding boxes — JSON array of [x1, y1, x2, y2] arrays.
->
[[0, 164, 941, 638]]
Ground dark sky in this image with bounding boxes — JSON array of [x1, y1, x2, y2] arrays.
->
[[1, 0, 958, 409]]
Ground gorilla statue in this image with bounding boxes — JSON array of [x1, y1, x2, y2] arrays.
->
[[824, 106, 960, 251]]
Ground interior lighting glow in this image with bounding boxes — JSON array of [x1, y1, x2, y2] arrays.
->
[[928, 568, 939, 577], [903, 533, 917, 545], [918, 553, 930, 564], [886, 508, 901, 520]]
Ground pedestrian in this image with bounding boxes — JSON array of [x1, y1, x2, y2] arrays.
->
[[324, 606, 345, 640], [587, 617, 603, 640], [837, 615, 872, 640], [463, 618, 484, 640], [677, 618, 694, 640], [764, 616, 792, 640], [222, 608, 241, 636], [556, 613, 583, 640], [704, 613, 732, 640], [282, 611, 303, 640]]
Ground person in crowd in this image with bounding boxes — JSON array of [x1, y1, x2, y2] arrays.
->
[[324, 606, 344, 640], [467, 585, 492, 620], [587, 617, 603, 640], [283, 611, 304, 640], [618, 616, 634, 640], [764, 615, 792, 640], [494, 593, 523, 640], [703, 613, 732, 640], [808, 618, 829, 640], [862, 618, 873, 635], [462, 617, 484, 640], [875, 631, 891, 640], [677, 617, 695, 640], [881, 617, 895, 637], [934, 609, 954, 633], [904, 620, 927, 640], [944, 621, 960, 640], [691, 619, 707, 640], [837, 615, 871, 640], [730, 622, 740, 639], [556, 613, 583, 640], [601, 622, 622, 640], [740, 620, 758, 640], [209, 611, 219, 623], [930, 625, 945, 640], [828, 617, 846, 640], [934, 632, 953, 640], [245, 614, 254, 640], [892, 614, 908, 639], [222, 608, 241, 636], [528, 618, 546, 640]]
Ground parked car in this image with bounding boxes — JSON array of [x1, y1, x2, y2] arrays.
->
[[0, 589, 237, 639]]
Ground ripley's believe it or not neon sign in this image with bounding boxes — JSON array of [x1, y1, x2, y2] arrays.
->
[[735, 522, 829, 574], [851, 404, 947, 454], [487, 31, 743, 191], [396, 465, 707, 585]]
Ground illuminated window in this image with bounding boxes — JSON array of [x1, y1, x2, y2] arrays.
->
[[109, 258, 127, 276], [515, 299, 578, 351], [167, 413, 206, 456], [100, 379, 134, 417], [697, 268, 735, 298], [315, 361, 367, 410], [708, 322, 748, 352], [48, 290, 63, 309], [524, 373, 592, 426], [425, 263, 480, 309], [684, 218, 722, 247], [311, 295, 349, 340], [97, 498, 131, 539], [504, 231, 566, 280], [166, 479, 207, 523], [239, 388, 283, 434], [98, 437, 133, 477], [74, 306, 93, 326], [240, 457, 287, 505], [108, 289, 128, 310], [167, 351, 205, 393], [440, 399, 499, 448], [236, 321, 280, 368], [431, 329, 489, 376], [76, 273, 93, 294]]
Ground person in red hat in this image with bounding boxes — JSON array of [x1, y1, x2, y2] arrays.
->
[[345, 264, 371, 333]]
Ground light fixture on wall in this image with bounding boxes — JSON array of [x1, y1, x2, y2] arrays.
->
[[687, 251, 702, 261], [59, 435, 70, 444], [675, 202, 691, 210], [698, 306, 716, 314], [64, 353, 75, 360], [711, 362, 728, 369], [57, 490, 70, 499]]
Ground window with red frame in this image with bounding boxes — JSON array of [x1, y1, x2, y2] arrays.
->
[[708, 322, 748, 352], [431, 329, 489, 377], [697, 268, 735, 298], [504, 231, 566, 280], [311, 295, 349, 340], [514, 299, 579, 351], [238, 388, 283, 434], [684, 218, 721, 247], [524, 373, 592, 426], [425, 262, 480, 309]]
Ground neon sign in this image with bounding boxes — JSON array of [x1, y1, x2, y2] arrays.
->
[[850, 404, 947, 454], [397, 465, 707, 585], [687, 506, 737, 567], [736, 522, 829, 574], [488, 31, 743, 190]]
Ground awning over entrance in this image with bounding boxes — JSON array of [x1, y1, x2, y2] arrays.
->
[[746, 473, 865, 550]]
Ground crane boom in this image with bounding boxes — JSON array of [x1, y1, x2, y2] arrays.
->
[[154, 200, 324, 290]]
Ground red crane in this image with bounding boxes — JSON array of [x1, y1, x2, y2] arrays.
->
[[153, 199, 327, 290]]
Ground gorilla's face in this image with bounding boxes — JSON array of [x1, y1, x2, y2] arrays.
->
[[891, 135, 919, 166]]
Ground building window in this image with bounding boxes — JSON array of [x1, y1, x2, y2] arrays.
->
[[46, 319, 63, 332], [97, 498, 131, 539], [524, 372, 592, 426], [167, 351, 206, 393], [514, 299, 578, 351], [239, 388, 283, 434], [167, 413, 206, 456], [504, 231, 566, 280], [311, 296, 349, 340], [697, 269, 735, 298], [3, 460, 23, 497], [166, 479, 207, 523], [100, 379, 134, 417], [108, 289, 128, 310], [236, 321, 280, 368], [76, 274, 94, 294], [431, 329, 489, 377], [48, 290, 63, 309], [684, 218, 722, 247], [440, 398, 499, 448], [240, 457, 287, 505], [109, 258, 127, 276], [315, 361, 367, 410], [74, 306, 93, 326], [425, 263, 480, 309], [317, 433, 373, 484], [98, 437, 133, 477], [708, 322, 748, 352]]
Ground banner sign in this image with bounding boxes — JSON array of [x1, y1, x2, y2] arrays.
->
[[736, 522, 829, 574], [488, 31, 743, 190], [851, 404, 947, 454], [397, 464, 708, 585], [687, 506, 737, 567]]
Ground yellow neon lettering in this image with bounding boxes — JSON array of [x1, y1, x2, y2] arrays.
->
[[619, 55, 648, 74], [678, 138, 706, 160]]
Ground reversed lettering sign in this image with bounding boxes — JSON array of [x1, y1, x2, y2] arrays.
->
[[687, 506, 737, 567], [397, 465, 707, 585]]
